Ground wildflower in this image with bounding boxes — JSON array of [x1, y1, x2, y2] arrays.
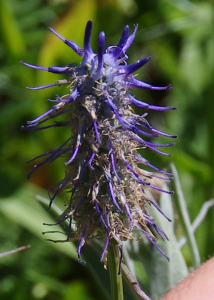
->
[[21, 20, 176, 264]]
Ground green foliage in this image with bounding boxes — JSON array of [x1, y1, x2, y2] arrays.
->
[[1, 0, 214, 299]]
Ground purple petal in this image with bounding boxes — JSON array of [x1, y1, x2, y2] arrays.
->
[[145, 217, 169, 240], [100, 230, 110, 262], [105, 96, 135, 131], [95, 202, 108, 229], [135, 224, 169, 261], [93, 120, 101, 144], [68, 179, 81, 209], [27, 83, 58, 90], [128, 95, 176, 111], [27, 138, 70, 178], [146, 141, 175, 148], [64, 145, 80, 165], [88, 152, 96, 170], [94, 31, 105, 80], [150, 173, 173, 180], [123, 201, 133, 231], [134, 127, 158, 138], [151, 127, 178, 138], [134, 154, 172, 176], [121, 56, 151, 75], [147, 199, 171, 221], [20, 60, 71, 74], [22, 122, 68, 131], [118, 25, 130, 49], [146, 143, 173, 157], [105, 25, 130, 62], [108, 181, 123, 212], [77, 227, 87, 264], [122, 24, 138, 53], [27, 107, 57, 125], [108, 139, 121, 182], [124, 160, 149, 186], [49, 27, 83, 56], [147, 184, 174, 195], [130, 76, 172, 90], [82, 20, 94, 64]]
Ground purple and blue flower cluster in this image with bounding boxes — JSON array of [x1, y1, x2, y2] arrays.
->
[[21, 20, 176, 263]]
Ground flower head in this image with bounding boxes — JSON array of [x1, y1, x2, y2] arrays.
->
[[21, 20, 176, 264]]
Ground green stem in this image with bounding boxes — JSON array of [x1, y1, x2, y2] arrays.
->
[[170, 163, 200, 268], [108, 240, 124, 300]]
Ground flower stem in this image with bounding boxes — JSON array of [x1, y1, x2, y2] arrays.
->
[[108, 240, 124, 300]]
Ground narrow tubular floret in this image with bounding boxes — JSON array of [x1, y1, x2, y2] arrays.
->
[[22, 20, 176, 263]]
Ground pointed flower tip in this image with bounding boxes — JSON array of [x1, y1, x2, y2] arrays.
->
[[134, 23, 139, 30], [83, 20, 93, 56], [87, 19, 93, 26], [49, 27, 57, 35], [85, 20, 93, 36], [98, 31, 105, 49], [125, 56, 152, 75], [122, 24, 130, 37]]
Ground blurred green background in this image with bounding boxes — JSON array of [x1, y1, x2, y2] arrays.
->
[[0, 0, 213, 299]]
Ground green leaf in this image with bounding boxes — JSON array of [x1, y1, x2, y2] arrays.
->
[[0, 0, 25, 57], [147, 186, 189, 300], [0, 183, 76, 259]]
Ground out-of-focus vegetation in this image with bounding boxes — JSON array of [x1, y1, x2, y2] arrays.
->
[[0, 0, 213, 299]]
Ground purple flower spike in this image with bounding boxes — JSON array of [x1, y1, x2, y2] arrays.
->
[[22, 20, 176, 263]]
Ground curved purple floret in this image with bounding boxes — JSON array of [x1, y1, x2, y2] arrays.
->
[[117, 25, 130, 49], [130, 76, 172, 90], [122, 56, 152, 75], [20, 60, 71, 74], [49, 27, 83, 56], [82, 20, 94, 65], [123, 24, 138, 53]]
